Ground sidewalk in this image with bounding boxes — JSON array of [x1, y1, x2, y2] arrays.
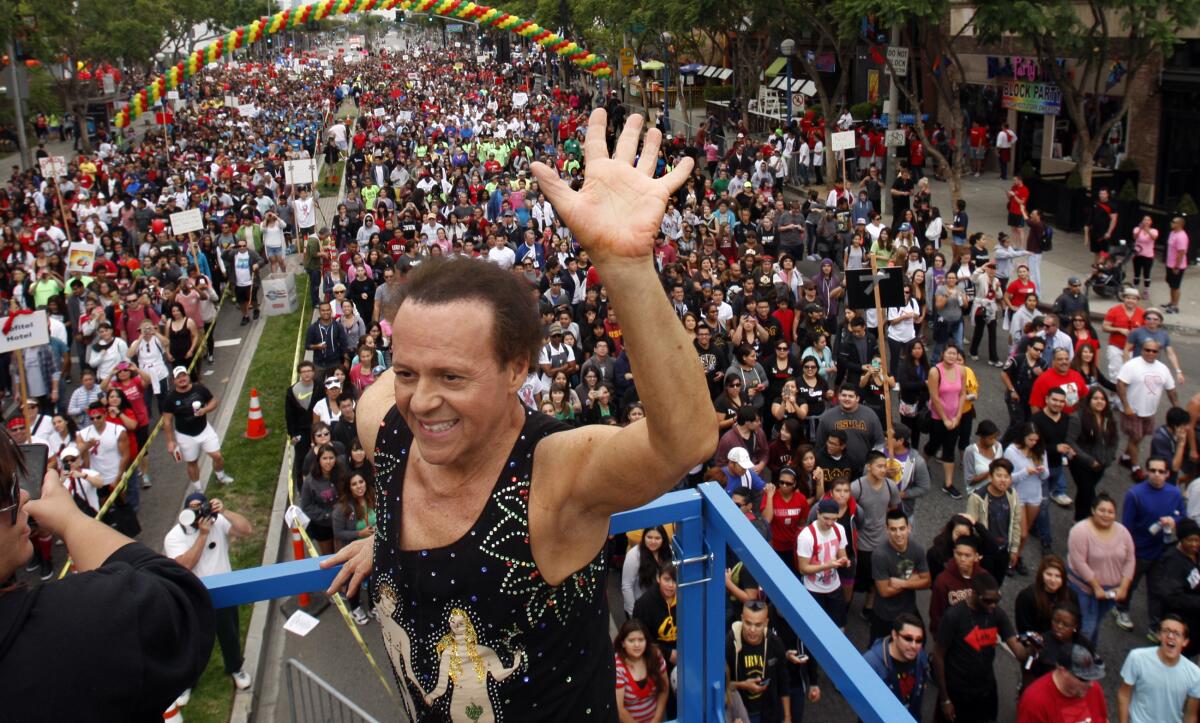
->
[[923, 173, 1200, 334]]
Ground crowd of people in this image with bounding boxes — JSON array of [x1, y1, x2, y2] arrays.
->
[[5, 26, 1200, 723]]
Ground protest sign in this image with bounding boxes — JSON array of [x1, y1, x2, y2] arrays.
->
[[66, 242, 96, 274], [512, 92, 529, 108], [38, 156, 67, 179], [831, 130, 856, 152], [170, 208, 204, 235], [285, 159, 317, 186], [0, 310, 49, 354]]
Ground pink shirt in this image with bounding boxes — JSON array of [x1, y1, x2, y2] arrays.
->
[[1168, 229, 1190, 270], [1133, 227, 1158, 258], [930, 362, 962, 421], [1067, 520, 1135, 588]]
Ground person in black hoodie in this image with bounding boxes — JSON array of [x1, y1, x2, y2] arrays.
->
[[285, 360, 320, 486], [0, 430, 214, 721], [1150, 518, 1200, 656]]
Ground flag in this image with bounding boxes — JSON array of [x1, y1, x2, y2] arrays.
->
[[932, 54, 950, 77]]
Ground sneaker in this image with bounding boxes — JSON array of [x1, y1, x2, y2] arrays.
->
[[1165, 305, 1180, 315], [216, 472, 235, 485], [970, 353, 979, 361], [1141, 288, 1149, 300], [39, 560, 53, 581], [1147, 630, 1160, 644], [942, 485, 963, 500], [206, 354, 215, 363], [176, 689, 192, 707], [1114, 610, 1134, 631], [369, 608, 380, 621], [231, 669, 252, 690], [253, 309, 260, 320], [1051, 494, 1073, 508], [351, 607, 370, 626], [240, 316, 250, 326], [1014, 559, 1030, 576], [142, 474, 152, 489], [1119, 455, 1133, 470]]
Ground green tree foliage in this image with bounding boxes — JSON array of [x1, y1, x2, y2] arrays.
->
[[972, 0, 1200, 187]]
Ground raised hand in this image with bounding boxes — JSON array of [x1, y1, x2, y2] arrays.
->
[[530, 109, 693, 265]]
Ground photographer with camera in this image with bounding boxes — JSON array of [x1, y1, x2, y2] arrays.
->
[[163, 492, 254, 699], [0, 430, 215, 720]]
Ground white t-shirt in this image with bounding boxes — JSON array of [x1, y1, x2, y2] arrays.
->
[[163, 514, 233, 577], [487, 245, 516, 270], [294, 197, 316, 229], [1119, 646, 1200, 723], [887, 300, 920, 343], [995, 129, 1016, 149], [796, 522, 845, 594], [77, 423, 125, 486], [64, 467, 102, 513], [233, 250, 253, 287], [262, 222, 286, 250], [1118, 356, 1176, 417]]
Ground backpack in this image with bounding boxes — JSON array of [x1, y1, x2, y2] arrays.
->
[[1041, 223, 1054, 252], [803, 521, 843, 565]]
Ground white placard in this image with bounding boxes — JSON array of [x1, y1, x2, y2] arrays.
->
[[886, 47, 909, 77], [283, 609, 320, 637], [477, 54, 489, 64], [237, 104, 258, 118], [38, 156, 67, 179], [398, 110, 413, 122], [512, 91, 528, 108], [167, 90, 180, 100], [102, 74, 116, 95], [831, 130, 856, 152], [224, 94, 238, 107], [285, 158, 317, 186], [0, 309, 49, 353], [170, 208, 204, 235], [323, 68, 333, 78], [66, 242, 95, 274], [284, 504, 311, 529], [885, 129, 906, 147], [373, 107, 386, 117]]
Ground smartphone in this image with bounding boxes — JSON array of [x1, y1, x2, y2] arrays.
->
[[16, 444, 49, 500]]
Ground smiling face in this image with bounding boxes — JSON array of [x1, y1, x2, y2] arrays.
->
[[391, 301, 525, 469]]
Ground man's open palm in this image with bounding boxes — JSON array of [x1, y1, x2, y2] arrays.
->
[[531, 109, 693, 263]]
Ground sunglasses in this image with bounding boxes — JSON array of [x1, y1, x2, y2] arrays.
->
[[1149, 468, 1170, 474], [729, 382, 742, 387], [778, 480, 796, 486], [898, 634, 924, 645], [1144, 348, 1161, 354]]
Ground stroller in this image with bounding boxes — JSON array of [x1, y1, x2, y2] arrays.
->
[[1085, 238, 1133, 299]]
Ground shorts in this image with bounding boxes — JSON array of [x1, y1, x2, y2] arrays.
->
[[853, 550, 875, 592], [1007, 212, 1025, 228], [970, 146, 985, 160], [264, 245, 285, 258], [1121, 414, 1156, 440], [234, 284, 252, 304], [1089, 234, 1107, 254], [922, 418, 958, 463], [1167, 268, 1185, 290], [177, 424, 220, 462], [1015, 473, 1043, 506]]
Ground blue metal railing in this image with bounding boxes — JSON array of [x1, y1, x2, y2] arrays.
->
[[205, 483, 913, 722]]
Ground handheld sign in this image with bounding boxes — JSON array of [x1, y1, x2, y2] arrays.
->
[[885, 130, 906, 147], [66, 242, 96, 274], [0, 310, 49, 354], [38, 156, 68, 179], [170, 208, 205, 236], [846, 268, 906, 309], [831, 130, 856, 152], [285, 159, 317, 186]]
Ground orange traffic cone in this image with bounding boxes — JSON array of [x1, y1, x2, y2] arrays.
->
[[163, 703, 184, 722], [244, 388, 267, 439]]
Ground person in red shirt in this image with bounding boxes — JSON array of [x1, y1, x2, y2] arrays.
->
[[1015, 642, 1107, 723], [968, 122, 989, 177], [1029, 349, 1089, 414], [761, 468, 811, 566], [1006, 264, 1037, 311], [1007, 176, 1031, 247], [1101, 287, 1144, 379]]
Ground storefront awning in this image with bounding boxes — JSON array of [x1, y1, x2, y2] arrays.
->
[[767, 75, 817, 97]]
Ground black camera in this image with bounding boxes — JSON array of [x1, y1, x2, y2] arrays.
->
[[177, 501, 217, 530]]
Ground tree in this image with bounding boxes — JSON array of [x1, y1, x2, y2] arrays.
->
[[22, 0, 170, 151], [973, 0, 1200, 188], [835, 0, 974, 207]]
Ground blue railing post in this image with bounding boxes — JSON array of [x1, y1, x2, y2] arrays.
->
[[674, 514, 706, 723], [701, 505, 727, 721]]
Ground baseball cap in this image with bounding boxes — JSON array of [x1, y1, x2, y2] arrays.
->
[[855, 218, 867, 225], [1068, 276, 1082, 286], [728, 447, 752, 469], [1122, 287, 1140, 298], [548, 322, 563, 336], [1178, 518, 1200, 540], [744, 181, 752, 188], [184, 492, 208, 507], [59, 446, 80, 461], [172, 366, 190, 377], [324, 378, 342, 389], [1060, 643, 1106, 682], [816, 498, 839, 515], [899, 222, 912, 232]]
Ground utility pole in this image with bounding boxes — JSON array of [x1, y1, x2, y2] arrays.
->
[[6, 40, 31, 171], [882, 23, 900, 219]]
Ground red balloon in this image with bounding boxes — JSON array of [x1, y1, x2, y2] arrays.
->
[[151, 219, 166, 234]]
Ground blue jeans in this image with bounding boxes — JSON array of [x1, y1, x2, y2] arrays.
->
[[1033, 469, 1059, 548], [932, 320, 964, 362], [306, 267, 321, 306], [1048, 464, 1068, 498], [1070, 580, 1115, 645]]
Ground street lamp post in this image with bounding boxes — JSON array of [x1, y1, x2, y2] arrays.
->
[[661, 31, 673, 133], [780, 38, 795, 130]]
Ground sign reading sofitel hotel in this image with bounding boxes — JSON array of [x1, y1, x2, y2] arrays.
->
[[1001, 80, 1063, 115]]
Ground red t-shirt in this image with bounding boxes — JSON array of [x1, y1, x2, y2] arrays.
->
[[1103, 304, 1144, 349], [1006, 279, 1037, 308], [1016, 672, 1107, 723], [1029, 368, 1088, 413], [969, 125, 988, 149], [762, 490, 810, 554], [1008, 183, 1030, 215]]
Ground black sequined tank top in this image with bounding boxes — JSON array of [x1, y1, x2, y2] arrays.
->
[[371, 404, 616, 722]]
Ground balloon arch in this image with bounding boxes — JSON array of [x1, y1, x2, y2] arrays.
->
[[114, 0, 611, 128]]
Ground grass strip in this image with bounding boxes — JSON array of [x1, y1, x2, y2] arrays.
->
[[317, 159, 345, 195], [184, 276, 308, 723]]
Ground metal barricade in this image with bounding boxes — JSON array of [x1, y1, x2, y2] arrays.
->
[[285, 658, 381, 723]]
